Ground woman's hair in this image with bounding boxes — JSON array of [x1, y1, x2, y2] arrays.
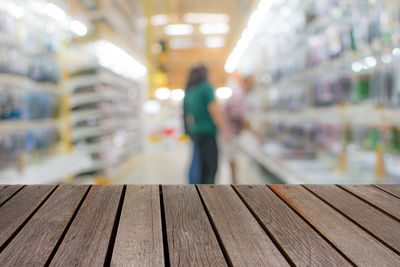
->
[[185, 65, 208, 91]]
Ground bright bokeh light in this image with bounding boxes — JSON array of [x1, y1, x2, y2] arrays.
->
[[381, 54, 392, 64], [393, 48, 400, 56], [183, 13, 230, 24], [155, 88, 171, 100], [45, 3, 66, 21], [364, 56, 377, 68], [351, 61, 363, 72], [70, 20, 88, 36], [151, 14, 169, 26], [216, 87, 233, 100], [171, 89, 185, 102], [205, 37, 225, 48], [164, 24, 194, 36], [199, 23, 230, 35], [96, 40, 147, 80], [143, 100, 162, 115], [5, 2, 24, 19], [225, 0, 274, 73], [169, 38, 196, 50]]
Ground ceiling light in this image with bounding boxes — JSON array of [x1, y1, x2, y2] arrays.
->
[[155, 88, 170, 100], [164, 24, 193, 36], [205, 37, 225, 48], [70, 20, 88, 36], [183, 13, 230, 24], [151, 14, 169, 26], [45, 3, 66, 21], [199, 23, 230, 35], [225, 0, 274, 73], [96, 40, 147, 80], [171, 89, 185, 102], [216, 87, 232, 100], [169, 38, 196, 50]]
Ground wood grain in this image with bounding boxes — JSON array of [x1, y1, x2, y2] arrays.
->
[[0, 185, 55, 249], [305, 185, 400, 253], [163, 185, 227, 267], [198, 185, 289, 266], [374, 185, 400, 198], [49, 185, 123, 267], [0, 185, 23, 206], [272, 185, 400, 266], [0, 185, 88, 266], [234, 185, 350, 266], [111, 185, 164, 267], [341, 185, 400, 221]]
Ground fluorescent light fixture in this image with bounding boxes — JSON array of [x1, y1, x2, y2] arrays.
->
[[364, 56, 377, 68], [143, 100, 161, 115], [171, 89, 185, 102], [199, 23, 230, 35], [205, 37, 225, 48], [96, 40, 147, 80], [381, 54, 392, 64], [225, 0, 274, 73], [70, 20, 88, 36], [183, 13, 230, 24], [164, 24, 193, 36], [169, 38, 196, 50], [393, 48, 400, 56], [151, 14, 169, 26], [6, 2, 24, 19], [45, 3, 66, 21], [216, 87, 232, 99], [155, 88, 170, 100]]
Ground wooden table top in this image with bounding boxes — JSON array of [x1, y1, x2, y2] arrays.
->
[[0, 184, 399, 266]]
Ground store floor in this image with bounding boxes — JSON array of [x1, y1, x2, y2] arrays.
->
[[113, 142, 268, 185]]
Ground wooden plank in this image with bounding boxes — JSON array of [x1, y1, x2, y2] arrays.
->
[[111, 185, 164, 267], [271, 185, 400, 266], [0, 185, 56, 249], [49, 185, 123, 267], [163, 185, 227, 266], [234, 185, 350, 266], [0, 185, 89, 266], [197, 185, 289, 266], [341, 185, 400, 221], [0, 185, 23, 206], [374, 185, 400, 198], [305, 185, 400, 253]]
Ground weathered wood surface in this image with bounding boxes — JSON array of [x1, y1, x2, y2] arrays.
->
[[163, 185, 227, 267], [272, 185, 400, 266], [0, 185, 56, 250], [234, 185, 350, 266], [49, 185, 123, 267], [111, 185, 164, 267], [0, 185, 23, 206], [198, 185, 290, 266], [305, 185, 400, 253], [0, 184, 399, 266], [0, 185, 88, 266]]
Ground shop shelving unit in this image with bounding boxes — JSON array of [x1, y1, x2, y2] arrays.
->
[[236, 0, 400, 184], [68, 65, 144, 178]]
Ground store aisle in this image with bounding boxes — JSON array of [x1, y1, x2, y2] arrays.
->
[[114, 141, 267, 185]]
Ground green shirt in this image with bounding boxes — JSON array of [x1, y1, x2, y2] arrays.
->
[[184, 82, 217, 134]]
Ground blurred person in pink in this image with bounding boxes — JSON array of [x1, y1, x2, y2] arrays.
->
[[223, 72, 262, 184]]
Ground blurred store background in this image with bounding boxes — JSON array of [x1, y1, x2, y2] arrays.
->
[[0, 0, 399, 185]]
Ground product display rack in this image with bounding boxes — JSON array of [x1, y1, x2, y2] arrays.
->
[[239, 0, 400, 184], [68, 65, 144, 178]]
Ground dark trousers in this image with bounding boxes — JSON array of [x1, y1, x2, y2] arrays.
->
[[192, 133, 218, 184]]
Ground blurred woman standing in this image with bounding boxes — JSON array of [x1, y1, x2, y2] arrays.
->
[[184, 65, 231, 184]]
